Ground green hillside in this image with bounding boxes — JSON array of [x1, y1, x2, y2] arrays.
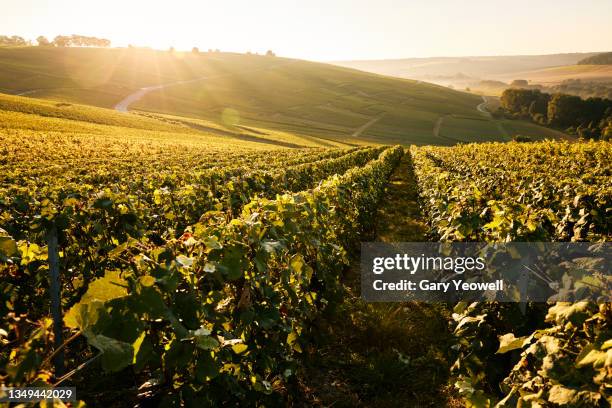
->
[[0, 93, 353, 151], [127, 55, 483, 145], [0, 47, 474, 145], [0, 46, 565, 145]]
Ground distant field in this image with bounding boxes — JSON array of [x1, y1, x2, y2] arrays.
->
[[496, 64, 612, 84], [334, 53, 598, 81], [335, 53, 612, 101]]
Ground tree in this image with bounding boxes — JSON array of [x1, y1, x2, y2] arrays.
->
[[266, 50, 276, 57], [52, 35, 70, 47], [0, 35, 27, 46], [510, 79, 529, 87], [36, 36, 51, 46], [547, 93, 584, 128], [500, 89, 550, 116], [577, 52, 612, 65], [51, 34, 110, 48]]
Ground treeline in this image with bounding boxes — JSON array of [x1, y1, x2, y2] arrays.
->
[[577, 51, 612, 65], [500, 88, 612, 140], [0, 34, 110, 48], [0, 35, 30, 46], [39, 34, 111, 47], [548, 79, 612, 100]]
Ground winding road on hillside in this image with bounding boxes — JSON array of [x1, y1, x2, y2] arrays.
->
[[114, 61, 297, 113], [114, 77, 209, 112], [476, 95, 491, 116]]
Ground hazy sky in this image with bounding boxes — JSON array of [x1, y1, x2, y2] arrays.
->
[[3, 0, 611, 61]]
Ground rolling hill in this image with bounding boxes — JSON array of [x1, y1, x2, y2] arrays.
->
[[0, 46, 566, 145], [333, 53, 599, 82], [335, 52, 612, 100], [0, 92, 355, 150], [496, 64, 612, 84]]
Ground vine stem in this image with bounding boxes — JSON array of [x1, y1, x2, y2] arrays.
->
[[42, 330, 82, 369], [54, 353, 101, 386]]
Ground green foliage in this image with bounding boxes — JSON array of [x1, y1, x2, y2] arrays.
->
[[0, 143, 402, 404], [548, 93, 589, 128], [500, 88, 612, 139], [412, 141, 611, 407], [0, 143, 382, 314], [412, 141, 611, 242], [501, 88, 550, 118], [499, 303, 611, 407]]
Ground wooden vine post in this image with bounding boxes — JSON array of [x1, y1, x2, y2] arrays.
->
[[47, 224, 65, 376]]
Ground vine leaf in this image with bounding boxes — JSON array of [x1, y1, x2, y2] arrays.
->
[[64, 271, 128, 330], [496, 333, 529, 354], [86, 333, 133, 372], [0, 229, 18, 259], [78, 270, 128, 304]]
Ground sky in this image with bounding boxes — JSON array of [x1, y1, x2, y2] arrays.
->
[[2, 0, 612, 61]]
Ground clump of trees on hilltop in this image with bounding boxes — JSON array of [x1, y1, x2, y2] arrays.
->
[[500, 88, 612, 140], [0, 34, 110, 48], [49, 35, 111, 47], [577, 52, 612, 65], [0, 35, 29, 46]]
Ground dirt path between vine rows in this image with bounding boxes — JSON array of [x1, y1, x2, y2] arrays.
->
[[298, 151, 460, 407], [351, 114, 385, 138]]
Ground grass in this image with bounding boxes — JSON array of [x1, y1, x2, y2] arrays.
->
[[499, 119, 571, 140], [440, 115, 509, 142], [129, 54, 485, 145]]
